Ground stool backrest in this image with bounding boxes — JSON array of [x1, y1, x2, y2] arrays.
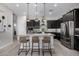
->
[[19, 36, 27, 43], [32, 36, 39, 43], [43, 36, 50, 43]]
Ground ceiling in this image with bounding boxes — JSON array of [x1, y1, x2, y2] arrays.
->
[[2, 3, 79, 20]]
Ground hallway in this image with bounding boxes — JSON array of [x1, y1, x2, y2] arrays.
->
[[0, 39, 79, 56]]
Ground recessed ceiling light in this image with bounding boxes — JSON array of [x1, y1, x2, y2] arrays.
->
[[49, 12, 52, 15], [54, 4, 57, 7], [14, 24, 16, 26], [34, 3, 37, 7], [16, 4, 19, 7]]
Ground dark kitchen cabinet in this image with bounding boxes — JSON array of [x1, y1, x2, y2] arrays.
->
[[56, 18, 62, 28], [63, 10, 74, 22], [47, 20, 57, 29], [27, 20, 34, 27], [74, 36, 79, 50], [27, 20, 40, 29], [47, 20, 61, 29], [74, 9, 79, 28]]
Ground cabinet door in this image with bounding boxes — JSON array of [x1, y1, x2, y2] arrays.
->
[[74, 36, 79, 50], [34, 21, 40, 29], [27, 20, 34, 27], [67, 11, 73, 21], [63, 11, 73, 22], [75, 10, 79, 28], [56, 20, 61, 28]]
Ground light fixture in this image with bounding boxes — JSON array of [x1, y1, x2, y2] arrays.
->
[[49, 9, 53, 15], [16, 4, 19, 7], [42, 3, 45, 20], [35, 3, 38, 21], [27, 3, 30, 21], [34, 3, 37, 7], [54, 4, 57, 7], [14, 24, 16, 26], [49, 12, 52, 15]]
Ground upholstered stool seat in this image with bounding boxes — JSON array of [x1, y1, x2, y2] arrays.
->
[[19, 38, 29, 43]]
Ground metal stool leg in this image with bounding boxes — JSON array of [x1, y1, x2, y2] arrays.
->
[[18, 43, 22, 55], [42, 42, 44, 56], [31, 42, 33, 56], [25, 41, 30, 55], [25, 43, 27, 55], [48, 42, 52, 56], [38, 42, 40, 55], [29, 41, 30, 49], [31, 42, 40, 56], [18, 43, 24, 55], [18, 42, 30, 56]]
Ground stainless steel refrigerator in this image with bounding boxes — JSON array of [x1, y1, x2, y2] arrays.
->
[[61, 21, 74, 49]]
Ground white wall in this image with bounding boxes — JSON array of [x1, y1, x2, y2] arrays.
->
[[0, 4, 13, 49], [16, 16, 26, 36], [13, 14, 17, 30]]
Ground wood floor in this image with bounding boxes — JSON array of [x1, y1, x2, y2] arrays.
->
[[0, 39, 79, 56]]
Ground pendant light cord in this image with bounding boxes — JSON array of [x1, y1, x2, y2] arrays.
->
[[27, 3, 29, 20]]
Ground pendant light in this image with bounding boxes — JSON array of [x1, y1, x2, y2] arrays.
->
[[41, 3, 46, 26], [35, 3, 38, 21], [27, 3, 29, 21], [42, 3, 45, 21], [49, 9, 53, 15]]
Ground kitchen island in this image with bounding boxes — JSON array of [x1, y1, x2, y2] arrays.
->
[[17, 33, 55, 49]]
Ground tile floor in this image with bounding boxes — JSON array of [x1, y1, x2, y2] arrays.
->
[[0, 39, 79, 56]]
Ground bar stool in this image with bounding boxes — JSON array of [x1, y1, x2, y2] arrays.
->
[[42, 36, 52, 56], [18, 36, 30, 55], [31, 36, 40, 56]]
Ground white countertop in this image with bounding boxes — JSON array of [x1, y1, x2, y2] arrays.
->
[[17, 33, 55, 37]]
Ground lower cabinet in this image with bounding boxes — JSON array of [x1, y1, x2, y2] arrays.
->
[[74, 36, 79, 50]]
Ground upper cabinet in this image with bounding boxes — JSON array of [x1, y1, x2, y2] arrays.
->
[[74, 9, 79, 28], [47, 20, 61, 29], [27, 20, 40, 29], [62, 9, 79, 28], [47, 20, 57, 29], [63, 10, 74, 22]]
